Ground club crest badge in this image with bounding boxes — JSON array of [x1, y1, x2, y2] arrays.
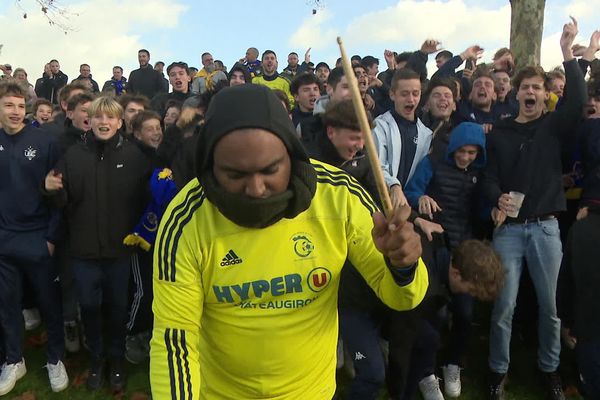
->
[[24, 146, 37, 160], [292, 233, 314, 258]]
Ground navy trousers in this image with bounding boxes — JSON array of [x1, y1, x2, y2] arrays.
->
[[0, 228, 64, 364], [71, 257, 130, 360]]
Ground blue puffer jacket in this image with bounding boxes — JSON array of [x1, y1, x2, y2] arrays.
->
[[405, 122, 486, 249]]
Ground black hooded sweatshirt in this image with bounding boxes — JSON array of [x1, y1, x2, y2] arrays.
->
[[481, 59, 586, 220], [558, 207, 600, 343]]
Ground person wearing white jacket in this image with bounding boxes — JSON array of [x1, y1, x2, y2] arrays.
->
[[373, 68, 432, 208]]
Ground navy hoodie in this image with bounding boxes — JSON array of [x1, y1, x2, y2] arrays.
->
[[0, 124, 61, 242]]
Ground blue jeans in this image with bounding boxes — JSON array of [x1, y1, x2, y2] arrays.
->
[[489, 218, 562, 374]]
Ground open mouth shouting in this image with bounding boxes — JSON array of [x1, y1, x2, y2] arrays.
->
[[524, 98, 536, 111], [436, 101, 449, 113]]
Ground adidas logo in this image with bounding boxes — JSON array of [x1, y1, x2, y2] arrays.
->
[[220, 250, 242, 267]]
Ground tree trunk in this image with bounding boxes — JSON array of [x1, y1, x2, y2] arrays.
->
[[510, 0, 546, 69]]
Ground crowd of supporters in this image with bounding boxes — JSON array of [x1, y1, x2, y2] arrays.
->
[[0, 16, 599, 400]]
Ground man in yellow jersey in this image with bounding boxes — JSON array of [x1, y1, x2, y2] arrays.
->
[[150, 84, 429, 400], [252, 50, 295, 108]]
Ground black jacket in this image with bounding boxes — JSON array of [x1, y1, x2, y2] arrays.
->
[[430, 55, 473, 99], [132, 137, 162, 170], [578, 118, 600, 206], [56, 122, 87, 155], [150, 91, 191, 118], [291, 108, 313, 129], [156, 123, 201, 190], [427, 162, 481, 249], [36, 71, 68, 104], [127, 65, 166, 100], [54, 133, 151, 258], [421, 111, 469, 164], [101, 77, 127, 96], [378, 50, 430, 86], [558, 209, 600, 343], [40, 112, 67, 139], [481, 59, 586, 220], [302, 124, 378, 201], [73, 75, 100, 92]]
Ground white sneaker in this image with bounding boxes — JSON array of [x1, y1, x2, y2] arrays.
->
[[22, 308, 41, 331], [0, 359, 26, 396], [442, 364, 462, 397], [46, 360, 69, 392], [418, 374, 445, 400]]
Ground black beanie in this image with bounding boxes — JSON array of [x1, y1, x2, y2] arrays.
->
[[196, 84, 309, 177]]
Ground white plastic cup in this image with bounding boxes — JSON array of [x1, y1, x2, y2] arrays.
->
[[507, 191, 526, 218]]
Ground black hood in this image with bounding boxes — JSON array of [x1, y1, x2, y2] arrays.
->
[[227, 63, 252, 85], [195, 84, 309, 177]]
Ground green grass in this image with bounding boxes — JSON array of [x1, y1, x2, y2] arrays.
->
[[8, 330, 150, 400], [8, 321, 584, 400], [335, 319, 583, 400]]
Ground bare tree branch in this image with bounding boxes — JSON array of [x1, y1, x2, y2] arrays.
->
[[15, 0, 79, 34]]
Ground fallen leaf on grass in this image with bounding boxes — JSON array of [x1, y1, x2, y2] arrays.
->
[[63, 356, 84, 370], [71, 371, 88, 388], [24, 331, 47, 348], [564, 384, 581, 397], [11, 390, 36, 400]]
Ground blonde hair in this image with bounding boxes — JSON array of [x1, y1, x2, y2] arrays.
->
[[87, 96, 123, 119]]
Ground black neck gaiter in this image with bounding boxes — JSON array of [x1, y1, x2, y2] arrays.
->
[[201, 160, 317, 229]]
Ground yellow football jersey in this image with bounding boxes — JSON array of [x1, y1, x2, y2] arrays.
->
[[150, 160, 428, 399]]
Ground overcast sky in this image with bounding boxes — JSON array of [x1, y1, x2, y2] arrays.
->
[[1, 0, 599, 84]]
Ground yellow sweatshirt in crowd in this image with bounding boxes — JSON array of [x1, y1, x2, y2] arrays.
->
[[252, 74, 295, 109], [150, 160, 428, 400]]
